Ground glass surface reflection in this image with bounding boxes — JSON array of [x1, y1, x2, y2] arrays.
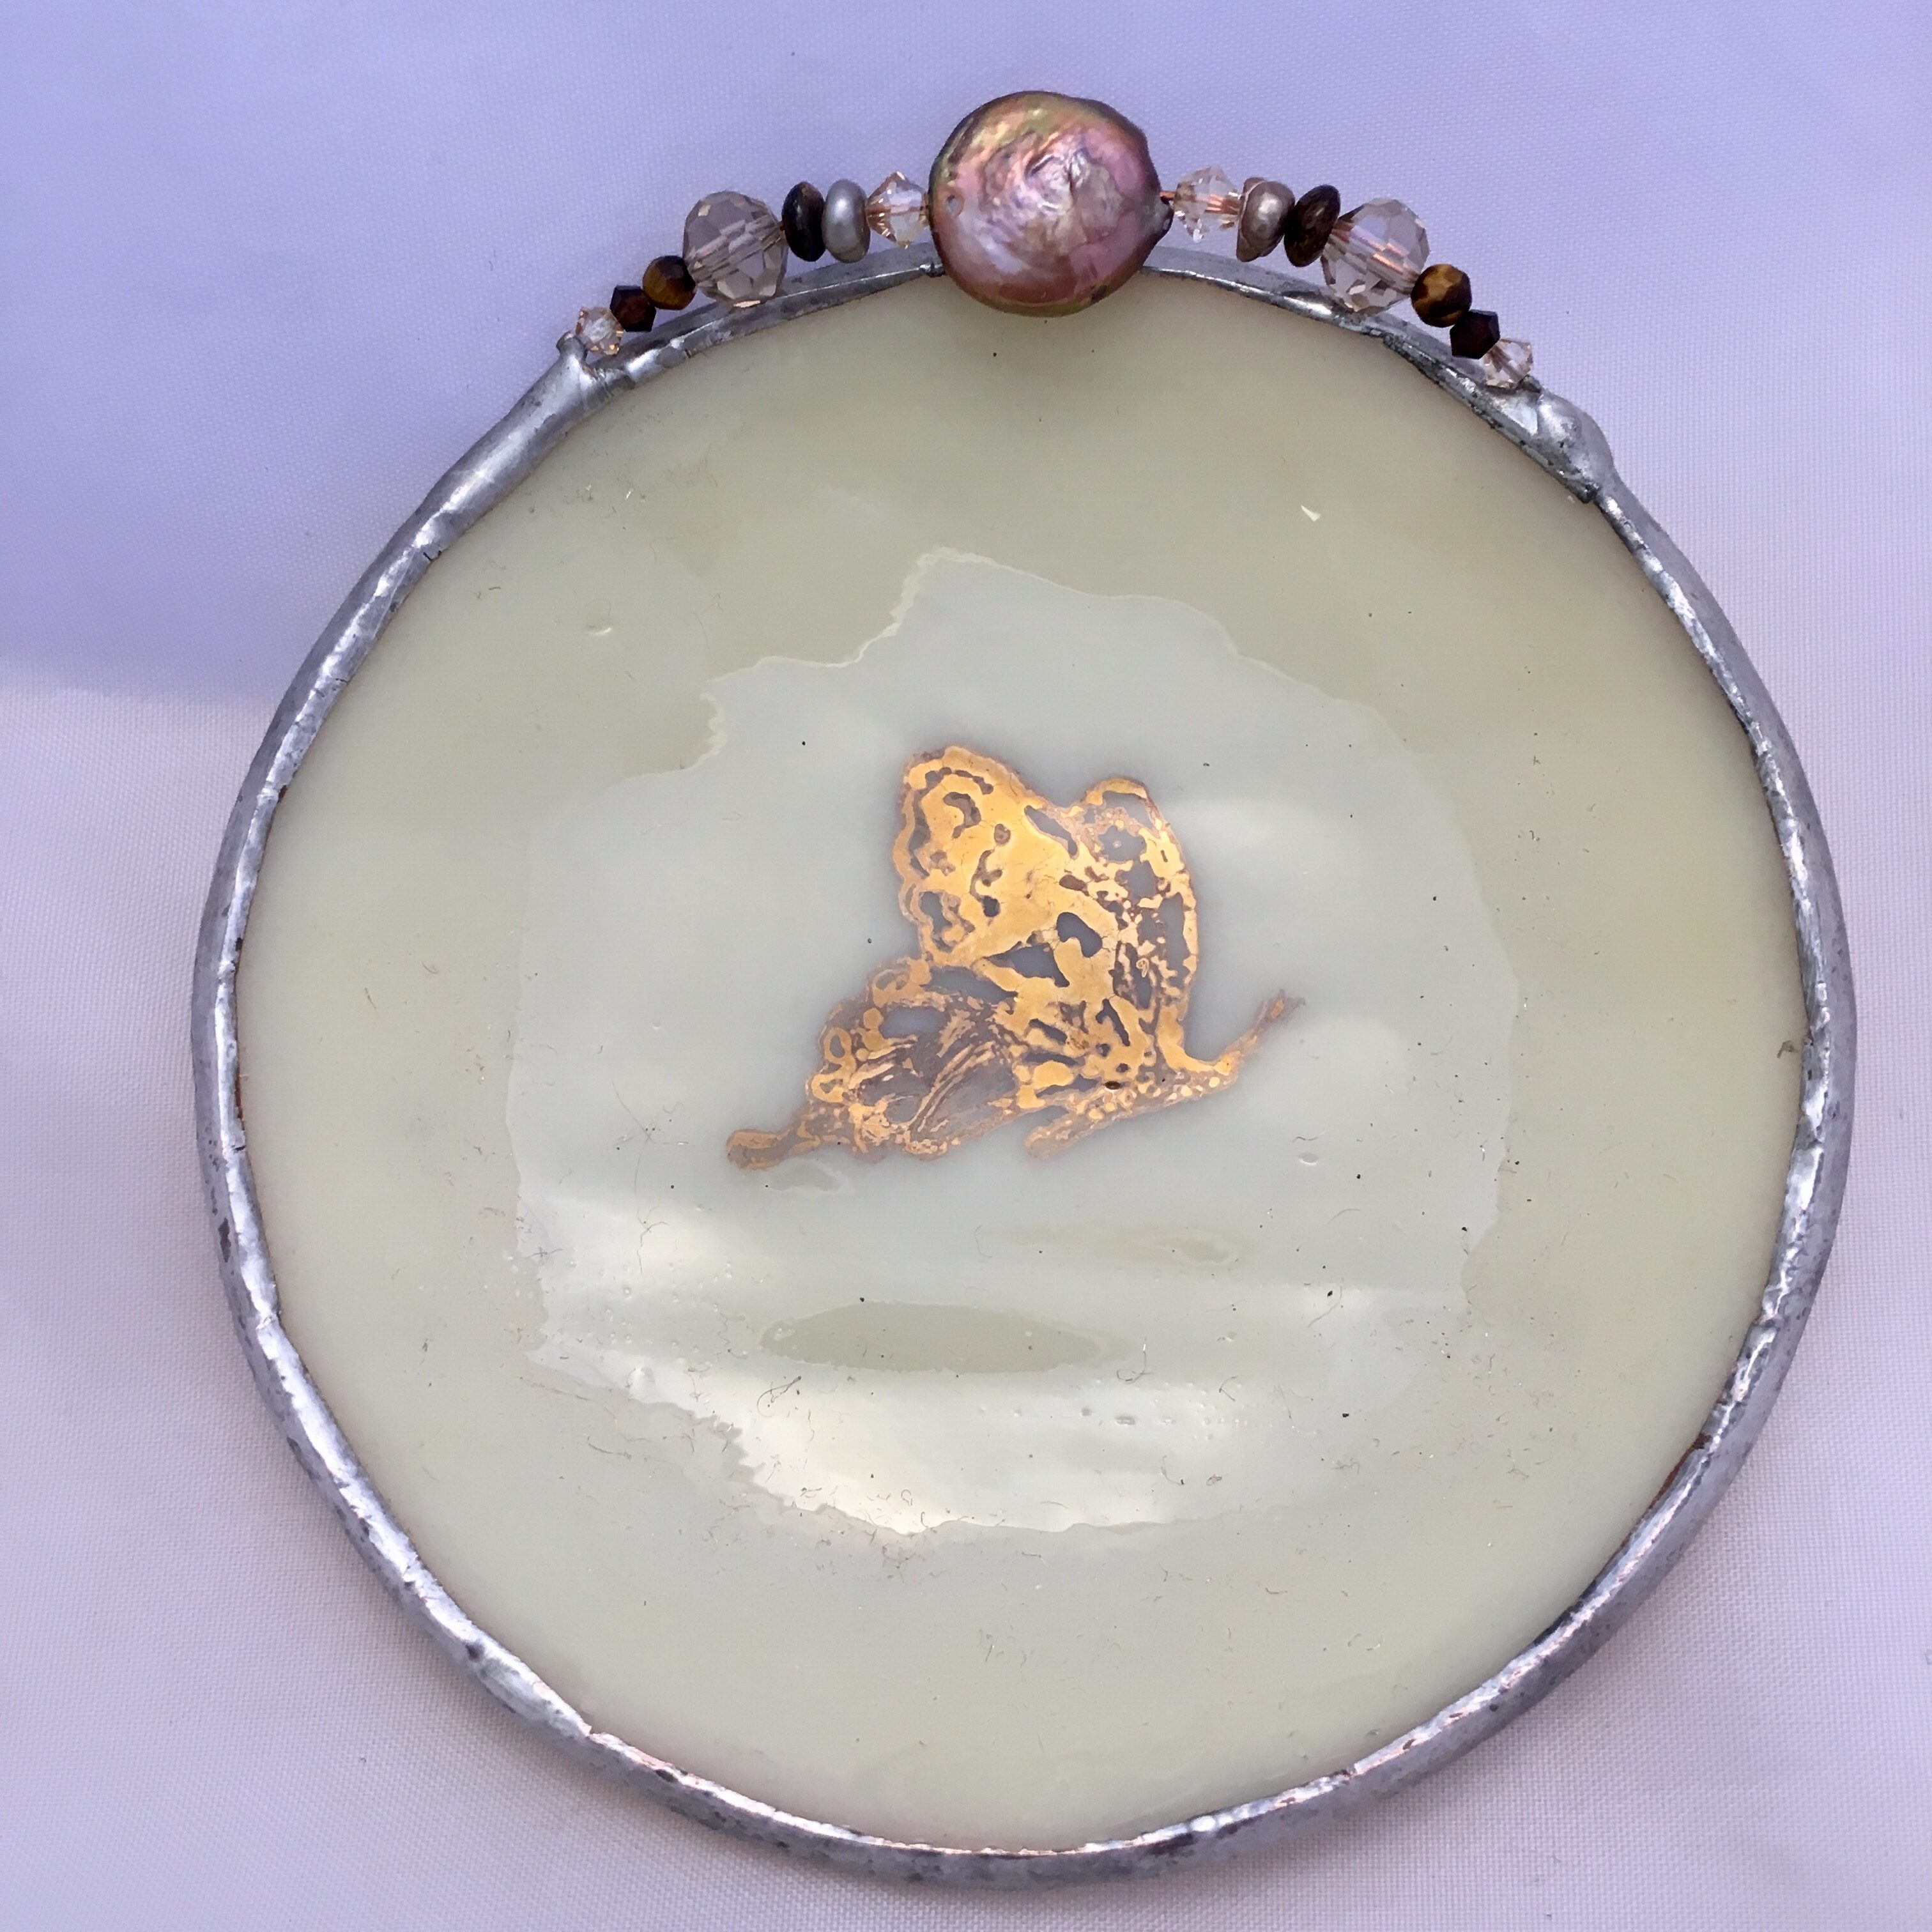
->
[[508, 552, 1515, 1535]]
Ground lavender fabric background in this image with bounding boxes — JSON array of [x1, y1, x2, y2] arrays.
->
[[4, 3, 1929, 1925]]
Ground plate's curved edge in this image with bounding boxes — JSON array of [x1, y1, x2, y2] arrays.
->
[[191, 243, 1855, 1886]]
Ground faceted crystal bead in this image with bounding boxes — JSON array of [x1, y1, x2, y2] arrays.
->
[[1479, 338, 1534, 392], [866, 171, 929, 247], [1321, 198, 1429, 313], [572, 305, 624, 358], [682, 191, 787, 306], [1172, 166, 1240, 240]]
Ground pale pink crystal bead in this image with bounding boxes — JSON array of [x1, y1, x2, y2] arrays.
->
[[866, 171, 929, 247], [572, 305, 623, 358], [1322, 199, 1429, 313], [1480, 339, 1535, 391], [1172, 165, 1240, 240], [683, 191, 787, 306]]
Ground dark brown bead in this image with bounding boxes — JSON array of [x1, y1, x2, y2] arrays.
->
[[1410, 263, 1471, 328], [782, 181, 826, 261], [1450, 308, 1501, 358], [1283, 184, 1340, 266], [642, 254, 696, 310], [608, 284, 657, 333]]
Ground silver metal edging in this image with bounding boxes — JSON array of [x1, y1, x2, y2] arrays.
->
[[192, 241, 1854, 1885]]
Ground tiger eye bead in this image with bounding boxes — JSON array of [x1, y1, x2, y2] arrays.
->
[[1283, 184, 1340, 267], [1450, 308, 1501, 358], [1411, 263, 1472, 328], [608, 284, 657, 333], [641, 254, 696, 310], [782, 181, 826, 261]]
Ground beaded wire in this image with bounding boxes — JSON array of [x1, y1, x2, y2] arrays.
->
[[573, 130, 1532, 393]]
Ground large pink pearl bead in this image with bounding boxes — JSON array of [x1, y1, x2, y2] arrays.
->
[[928, 93, 1171, 318]]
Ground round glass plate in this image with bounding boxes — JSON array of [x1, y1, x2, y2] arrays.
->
[[196, 249, 1851, 1883]]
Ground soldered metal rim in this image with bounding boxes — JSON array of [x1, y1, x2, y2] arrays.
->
[[192, 245, 1854, 1886]]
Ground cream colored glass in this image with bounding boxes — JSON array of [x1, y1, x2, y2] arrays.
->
[[238, 276, 1802, 1850]]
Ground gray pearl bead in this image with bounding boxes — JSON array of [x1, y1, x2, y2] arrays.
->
[[822, 180, 871, 263], [1235, 178, 1292, 262]]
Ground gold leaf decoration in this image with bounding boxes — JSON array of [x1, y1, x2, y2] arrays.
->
[[728, 746, 1291, 1168]]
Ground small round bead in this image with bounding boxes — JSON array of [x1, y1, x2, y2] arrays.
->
[[1450, 308, 1501, 359], [822, 179, 870, 262], [1235, 178, 1292, 262], [641, 255, 696, 310], [1283, 185, 1340, 267], [782, 181, 826, 261], [608, 284, 657, 333], [1410, 264, 1472, 328]]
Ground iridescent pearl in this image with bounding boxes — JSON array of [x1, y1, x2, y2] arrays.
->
[[928, 91, 1170, 318]]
